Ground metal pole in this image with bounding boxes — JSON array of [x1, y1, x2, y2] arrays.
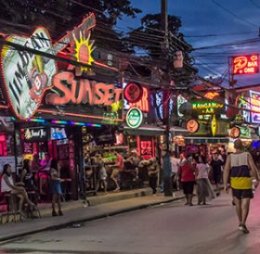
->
[[161, 0, 172, 196]]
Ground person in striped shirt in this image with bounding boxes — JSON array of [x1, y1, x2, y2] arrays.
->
[[224, 139, 259, 234]]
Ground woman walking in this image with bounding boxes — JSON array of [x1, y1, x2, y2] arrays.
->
[[50, 159, 63, 216], [195, 156, 210, 205]]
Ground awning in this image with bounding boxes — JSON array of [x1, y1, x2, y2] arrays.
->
[[185, 136, 229, 144], [124, 125, 188, 136]]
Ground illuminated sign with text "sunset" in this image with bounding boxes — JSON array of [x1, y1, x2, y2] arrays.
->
[[46, 71, 123, 106]]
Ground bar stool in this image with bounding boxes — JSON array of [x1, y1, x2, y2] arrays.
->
[[3, 192, 20, 223]]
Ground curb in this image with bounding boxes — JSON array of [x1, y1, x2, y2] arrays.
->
[[0, 194, 184, 243]]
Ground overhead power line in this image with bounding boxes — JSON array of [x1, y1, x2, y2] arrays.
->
[[211, 0, 259, 28]]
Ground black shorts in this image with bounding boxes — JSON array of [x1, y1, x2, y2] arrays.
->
[[232, 189, 253, 199], [182, 181, 195, 195], [213, 173, 221, 184]]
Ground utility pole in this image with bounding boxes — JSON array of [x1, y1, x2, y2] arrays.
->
[[161, 0, 172, 197]]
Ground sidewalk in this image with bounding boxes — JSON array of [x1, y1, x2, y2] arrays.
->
[[0, 188, 185, 242]]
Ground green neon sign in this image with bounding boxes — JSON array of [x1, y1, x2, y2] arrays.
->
[[126, 107, 143, 129]]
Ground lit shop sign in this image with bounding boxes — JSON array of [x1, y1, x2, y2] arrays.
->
[[236, 95, 250, 123], [124, 82, 143, 103], [192, 101, 224, 114], [177, 95, 187, 117], [23, 127, 48, 142], [50, 128, 67, 140], [1, 27, 57, 120], [204, 91, 219, 100], [0, 13, 96, 120], [186, 119, 199, 133], [129, 87, 150, 112], [229, 127, 240, 139], [126, 107, 143, 129], [249, 90, 260, 124], [46, 72, 123, 106], [239, 126, 251, 139], [232, 54, 259, 75], [140, 140, 154, 160]]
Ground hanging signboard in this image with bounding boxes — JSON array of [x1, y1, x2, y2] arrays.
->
[[22, 127, 48, 142], [249, 90, 260, 124], [124, 82, 143, 103], [186, 119, 199, 133], [192, 101, 224, 114], [239, 126, 251, 139], [126, 107, 143, 129], [229, 127, 240, 139], [129, 87, 150, 113], [50, 127, 67, 140], [1, 27, 57, 120], [232, 54, 259, 75], [0, 13, 96, 120]]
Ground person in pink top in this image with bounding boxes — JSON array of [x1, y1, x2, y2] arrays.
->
[[195, 155, 210, 205], [178, 153, 196, 206]]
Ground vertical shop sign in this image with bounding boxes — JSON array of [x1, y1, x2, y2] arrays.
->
[[177, 95, 187, 117], [140, 140, 154, 160], [249, 90, 260, 123]]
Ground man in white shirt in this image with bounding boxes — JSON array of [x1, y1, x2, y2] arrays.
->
[[170, 153, 180, 190]]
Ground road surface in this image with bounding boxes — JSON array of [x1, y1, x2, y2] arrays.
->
[[1, 190, 260, 254]]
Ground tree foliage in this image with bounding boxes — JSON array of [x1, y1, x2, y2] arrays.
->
[[128, 13, 197, 86], [0, 0, 141, 50]]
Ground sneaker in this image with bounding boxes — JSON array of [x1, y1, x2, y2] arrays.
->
[[239, 224, 249, 234], [58, 210, 63, 216]]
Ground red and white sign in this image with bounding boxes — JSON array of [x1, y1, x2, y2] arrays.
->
[[129, 87, 150, 113], [232, 54, 259, 75]]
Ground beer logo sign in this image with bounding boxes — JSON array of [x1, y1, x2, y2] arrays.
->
[[1, 27, 57, 120], [126, 107, 143, 129]]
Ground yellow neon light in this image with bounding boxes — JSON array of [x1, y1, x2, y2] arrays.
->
[[73, 31, 95, 72]]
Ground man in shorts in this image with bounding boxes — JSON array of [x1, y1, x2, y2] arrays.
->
[[224, 139, 259, 233]]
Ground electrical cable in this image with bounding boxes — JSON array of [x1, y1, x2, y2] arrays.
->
[[211, 0, 259, 28]]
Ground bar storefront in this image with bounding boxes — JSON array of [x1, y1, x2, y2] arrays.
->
[[0, 12, 125, 199]]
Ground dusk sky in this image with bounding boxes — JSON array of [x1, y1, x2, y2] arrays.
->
[[119, 0, 260, 88]]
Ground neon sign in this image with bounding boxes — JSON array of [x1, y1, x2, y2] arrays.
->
[[129, 87, 150, 112], [232, 54, 259, 75], [0, 13, 96, 120], [140, 140, 154, 160], [46, 71, 123, 106], [23, 127, 48, 142], [126, 107, 143, 129], [249, 90, 260, 123], [124, 82, 143, 103], [192, 101, 223, 114], [1, 27, 57, 120], [204, 91, 219, 100]]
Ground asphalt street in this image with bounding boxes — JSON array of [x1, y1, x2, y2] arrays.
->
[[0, 190, 260, 254]]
